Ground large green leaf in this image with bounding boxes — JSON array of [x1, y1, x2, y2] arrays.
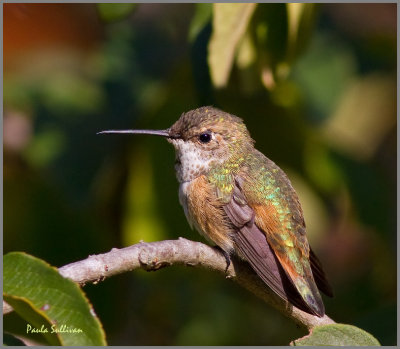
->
[[291, 323, 380, 346], [208, 3, 257, 88], [3, 252, 106, 346]]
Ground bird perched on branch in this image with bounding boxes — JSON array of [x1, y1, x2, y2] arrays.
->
[[99, 106, 333, 316]]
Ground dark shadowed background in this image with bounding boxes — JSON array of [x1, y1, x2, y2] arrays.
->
[[3, 3, 396, 345]]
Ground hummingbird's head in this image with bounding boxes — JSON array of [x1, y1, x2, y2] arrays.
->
[[98, 106, 254, 183], [167, 106, 254, 182]]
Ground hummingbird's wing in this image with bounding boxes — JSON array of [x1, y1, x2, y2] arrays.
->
[[224, 179, 319, 315], [224, 174, 330, 316]]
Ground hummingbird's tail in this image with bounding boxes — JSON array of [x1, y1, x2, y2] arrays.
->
[[310, 248, 334, 297], [291, 274, 325, 317], [232, 221, 326, 317]]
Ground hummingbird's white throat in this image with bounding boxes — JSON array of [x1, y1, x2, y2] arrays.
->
[[170, 138, 222, 183]]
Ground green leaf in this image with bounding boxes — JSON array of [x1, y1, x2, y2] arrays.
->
[[291, 323, 381, 346], [4, 296, 61, 345], [3, 252, 107, 346], [188, 3, 212, 42], [24, 128, 66, 168], [250, 4, 289, 89], [97, 3, 137, 22], [3, 332, 26, 346], [40, 72, 106, 115], [291, 33, 357, 120], [208, 3, 257, 88]]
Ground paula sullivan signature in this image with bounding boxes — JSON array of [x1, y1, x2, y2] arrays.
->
[[26, 324, 83, 334]]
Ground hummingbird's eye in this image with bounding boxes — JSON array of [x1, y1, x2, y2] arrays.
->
[[198, 132, 212, 144]]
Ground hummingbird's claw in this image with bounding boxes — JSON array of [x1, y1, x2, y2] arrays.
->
[[214, 245, 231, 273]]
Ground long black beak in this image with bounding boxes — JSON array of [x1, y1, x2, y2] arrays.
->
[[97, 129, 171, 137]]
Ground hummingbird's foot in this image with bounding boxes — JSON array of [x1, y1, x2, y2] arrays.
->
[[214, 246, 231, 273]]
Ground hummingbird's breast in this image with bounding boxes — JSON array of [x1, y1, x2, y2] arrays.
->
[[170, 137, 246, 252], [178, 175, 236, 253]]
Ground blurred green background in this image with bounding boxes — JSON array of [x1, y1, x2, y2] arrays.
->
[[3, 3, 396, 345]]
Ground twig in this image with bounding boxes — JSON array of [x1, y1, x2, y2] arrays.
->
[[3, 238, 335, 329]]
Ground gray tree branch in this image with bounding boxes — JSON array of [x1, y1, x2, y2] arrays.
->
[[3, 238, 335, 329]]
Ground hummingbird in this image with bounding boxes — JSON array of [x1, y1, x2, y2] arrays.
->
[[99, 106, 333, 316]]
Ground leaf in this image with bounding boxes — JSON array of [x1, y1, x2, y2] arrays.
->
[[251, 4, 289, 89], [208, 3, 257, 88], [3, 252, 107, 346], [122, 147, 166, 246], [291, 33, 357, 120], [97, 3, 137, 22], [236, 31, 257, 70], [286, 3, 317, 63], [291, 323, 381, 346], [4, 296, 61, 345], [3, 332, 27, 346], [188, 3, 212, 42], [4, 307, 51, 346]]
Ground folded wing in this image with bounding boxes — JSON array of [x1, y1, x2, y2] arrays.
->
[[224, 176, 331, 316]]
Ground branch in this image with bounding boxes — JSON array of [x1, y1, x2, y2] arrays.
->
[[3, 238, 335, 329]]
